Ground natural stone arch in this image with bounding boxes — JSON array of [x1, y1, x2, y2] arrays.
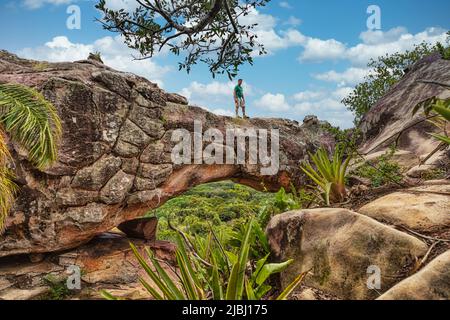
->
[[0, 51, 333, 257]]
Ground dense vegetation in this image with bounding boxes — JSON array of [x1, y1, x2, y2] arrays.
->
[[149, 181, 305, 242]]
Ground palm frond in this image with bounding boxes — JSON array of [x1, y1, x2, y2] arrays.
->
[[0, 83, 62, 169], [0, 131, 17, 232]]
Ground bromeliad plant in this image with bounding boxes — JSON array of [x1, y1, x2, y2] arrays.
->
[[101, 219, 307, 301], [300, 146, 352, 206], [0, 83, 61, 232]]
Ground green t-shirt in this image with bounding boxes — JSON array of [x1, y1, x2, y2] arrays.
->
[[234, 85, 244, 98]]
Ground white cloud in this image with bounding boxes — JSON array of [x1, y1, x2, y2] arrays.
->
[[293, 90, 326, 101], [299, 38, 347, 62], [22, 0, 74, 9], [284, 16, 302, 27], [18, 35, 170, 86], [347, 27, 447, 66], [209, 108, 235, 117], [102, 0, 140, 11], [359, 26, 409, 45], [239, 9, 305, 53], [332, 87, 354, 101], [299, 27, 448, 66], [313, 68, 371, 86], [279, 1, 293, 9], [254, 93, 291, 112], [22, 0, 138, 10]]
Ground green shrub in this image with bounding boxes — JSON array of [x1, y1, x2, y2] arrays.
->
[[42, 275, 71, 300], [353, 152, 403, 187]]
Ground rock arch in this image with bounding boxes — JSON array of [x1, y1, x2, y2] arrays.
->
[[0, 51, 333, 257]]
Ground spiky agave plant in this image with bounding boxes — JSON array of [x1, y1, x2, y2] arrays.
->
[[0, 83, 61, 232], [101, 219, 307, 301], [301, 146, 352, 206]]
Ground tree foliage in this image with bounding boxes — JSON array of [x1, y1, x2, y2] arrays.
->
[[96, 0, 270, 79]]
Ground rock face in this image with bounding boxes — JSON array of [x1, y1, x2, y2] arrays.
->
[[0, 51, 334, 257], [359, 53, 450, 159], [266, 208, 428, 300], [359, 184, 450, 233], [117, 217, 158, 240], [378, 250, 450, 300], [0, 233, 176, 300]]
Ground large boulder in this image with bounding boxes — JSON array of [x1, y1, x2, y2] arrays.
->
[[359, 183, 450, 233], [378, 250, 450, 300], [266, 208, 428, 300], [359, 53, 450, 159], [0, 50, 334, 257]]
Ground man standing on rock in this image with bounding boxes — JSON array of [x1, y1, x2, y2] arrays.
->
[[234, 79, 248, 118]]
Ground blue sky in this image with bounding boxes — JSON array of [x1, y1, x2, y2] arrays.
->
[[1, 0, 449, 128]]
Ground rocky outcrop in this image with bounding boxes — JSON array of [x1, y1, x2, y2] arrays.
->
[[378, 250, 450, 300], [359, 53, 450, 159], [266, 208, 428, 300], [0, 50, 334, 257], [0, 233, 176, 300]]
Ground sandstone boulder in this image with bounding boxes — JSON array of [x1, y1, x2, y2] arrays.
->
[[266, 208, 428, 300], [359, 184, 450, 233], [359, 53, 450, 160], [378, 250, 450, 300]]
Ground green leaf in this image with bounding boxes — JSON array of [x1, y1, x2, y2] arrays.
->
[[245, 278, 257, 300], [255, 260, 293, 286], [100, 290, 120, 300], [433, 104, 450, 121], [276, 272, 308, 300], [226, 218, 253, 300], [139, 278, 163, 300], [251, 253, 270, 284], [209, 253, 223, 300], [146, 247, 184, 300], [430, 133, 450, 145], [129, 242, 175, 300]]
